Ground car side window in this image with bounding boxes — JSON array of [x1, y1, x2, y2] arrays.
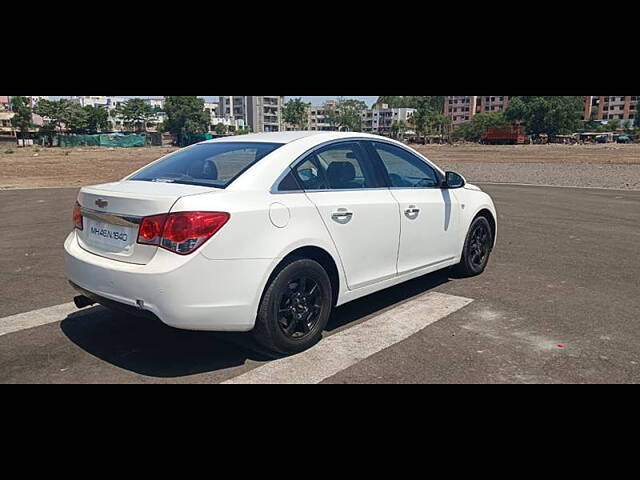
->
[[372, 142, 440, 188], [314, 142, 377, 189]]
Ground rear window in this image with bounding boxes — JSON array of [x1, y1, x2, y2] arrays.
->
[[129, 142, 284, 188]]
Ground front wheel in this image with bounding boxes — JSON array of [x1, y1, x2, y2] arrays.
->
[[253, 258, 332, 355], [454, 216, 493, 277]]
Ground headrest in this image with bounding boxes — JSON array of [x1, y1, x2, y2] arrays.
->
[[188, 159, 218, 180], [326, 161, 356, 187]]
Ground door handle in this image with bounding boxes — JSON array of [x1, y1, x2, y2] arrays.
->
[[331, 208, 353, 223], [404, 205, 420, 217]]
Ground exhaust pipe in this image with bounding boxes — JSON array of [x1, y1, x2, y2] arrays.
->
[[74, 295, 95, 309]]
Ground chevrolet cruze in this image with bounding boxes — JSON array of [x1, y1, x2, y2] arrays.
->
[[64, 131, 497, 354]]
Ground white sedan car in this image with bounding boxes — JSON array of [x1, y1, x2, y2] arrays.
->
[[65, 131, 496, 354]]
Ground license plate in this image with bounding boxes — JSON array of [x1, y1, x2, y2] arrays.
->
[[84, 218, 135, 253]]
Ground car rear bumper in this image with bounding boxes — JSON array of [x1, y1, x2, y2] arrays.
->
[[64, 231, 275, 332]]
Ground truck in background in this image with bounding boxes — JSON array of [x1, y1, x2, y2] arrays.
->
[[480, 125, 526, 145]]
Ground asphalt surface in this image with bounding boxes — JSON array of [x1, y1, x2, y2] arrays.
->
[[1, 184, 640, 383]]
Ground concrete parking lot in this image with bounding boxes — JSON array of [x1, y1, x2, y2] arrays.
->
[[1, 183, 640, 383]]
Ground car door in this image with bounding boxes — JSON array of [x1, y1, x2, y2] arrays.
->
[[291, 140, 400, 290], [367, 140, 460, 275]]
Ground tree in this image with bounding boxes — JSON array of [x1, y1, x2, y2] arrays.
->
[[83, 105, 109, 133], [585, 109, 600, 130], [505, 96, 583, 137], [430, 112, 452, 136], [214, 122, 228, 135], [38, 123, 58, 146], [406, 100, 450, 142], [282, 98, 310, 130], [35, 98, 87, 134], [64, 102, 89, 134], [163, 96, 210, 146], [607, 118, 621, 132], [325, 97, 367, 131], [9, 96, 33, 142], [451, 112, 509, 142], [115, 98, 154, 132], [35, 99, 67, 135], [407, 106, 431, 142]]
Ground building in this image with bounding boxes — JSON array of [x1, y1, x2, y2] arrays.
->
[[247, 96, 285, 132], [143, 98, 165, 110], [444, 96, 477, 126], [0, 97, 44, 138], [444, 96, 512, 126], [361, 103, 416, 135], [583, 96, 637, 123], [70, 96, 128, 111], [218, 96, 284, 132], [71, 96, 109, 108], [0, 111, 15, 138], [308, 100, 336, 131]]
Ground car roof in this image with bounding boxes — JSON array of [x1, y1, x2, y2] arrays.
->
[[201, 130, 384, 145]]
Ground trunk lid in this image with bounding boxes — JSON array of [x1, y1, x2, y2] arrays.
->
[[76, 180, 216, 264]]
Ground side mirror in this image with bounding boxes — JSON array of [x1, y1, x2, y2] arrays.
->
[[298, 168, 314, 181], [445, 171, 465, 189]]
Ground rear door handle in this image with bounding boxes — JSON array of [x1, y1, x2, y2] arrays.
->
[[331, 208, 353, 223], [404, 205, 420, 217]]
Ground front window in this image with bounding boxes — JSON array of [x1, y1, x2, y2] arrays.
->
[[129, 142, 283, 188], [371, 142, 440, 188]]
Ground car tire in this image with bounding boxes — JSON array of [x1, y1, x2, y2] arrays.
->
[[253, 258, 333, 356], [454, 216, 493, 277]]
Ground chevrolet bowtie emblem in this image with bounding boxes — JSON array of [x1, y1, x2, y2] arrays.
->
[[95, 199, 108, 208]]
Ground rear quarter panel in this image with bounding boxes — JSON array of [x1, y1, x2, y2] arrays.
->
[[171, 190, 343, 262]]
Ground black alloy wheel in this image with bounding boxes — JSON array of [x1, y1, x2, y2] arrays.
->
[[277, 276, 323, 339], [455, 216, 493, 277]]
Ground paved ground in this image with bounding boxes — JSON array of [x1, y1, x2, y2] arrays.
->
[[1, 184, 639, 383]]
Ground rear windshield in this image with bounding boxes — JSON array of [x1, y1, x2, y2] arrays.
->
[[129, 142, 284, 188]]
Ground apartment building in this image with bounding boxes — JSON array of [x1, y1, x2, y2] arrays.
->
[[361, 104, 416, 134], [70, 96, 127, 111], [248, 96, 284, 133], [583, 96, 637, 123], [0, 111, 15, 138], [308, 100, 336, 131], [218, 96, 284, 132], [0, 96, 8, 111], [444, 96, 477, 126], [71, 96, 109, 108], [143, 98, 165, 110], [444, 96, 512, 126]]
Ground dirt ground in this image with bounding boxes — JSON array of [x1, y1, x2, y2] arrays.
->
[[412, 143, 640, 165], [0, 146, 179, 189], [0, 143, 639, 190]]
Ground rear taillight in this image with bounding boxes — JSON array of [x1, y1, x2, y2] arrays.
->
[[137, 211, 229, 255], [73, 202, 83, 230], [137, 214, 167, 245]]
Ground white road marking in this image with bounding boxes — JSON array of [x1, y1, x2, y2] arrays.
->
[[0, 303, 94, 337], [223, 291, 473, 384]]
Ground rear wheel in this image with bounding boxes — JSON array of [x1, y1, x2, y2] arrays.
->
[[253, 258, 332, 355], [455, 216, 493, 277]]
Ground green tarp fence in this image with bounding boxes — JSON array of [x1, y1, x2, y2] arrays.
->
[[58, 134, 146, 148]]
